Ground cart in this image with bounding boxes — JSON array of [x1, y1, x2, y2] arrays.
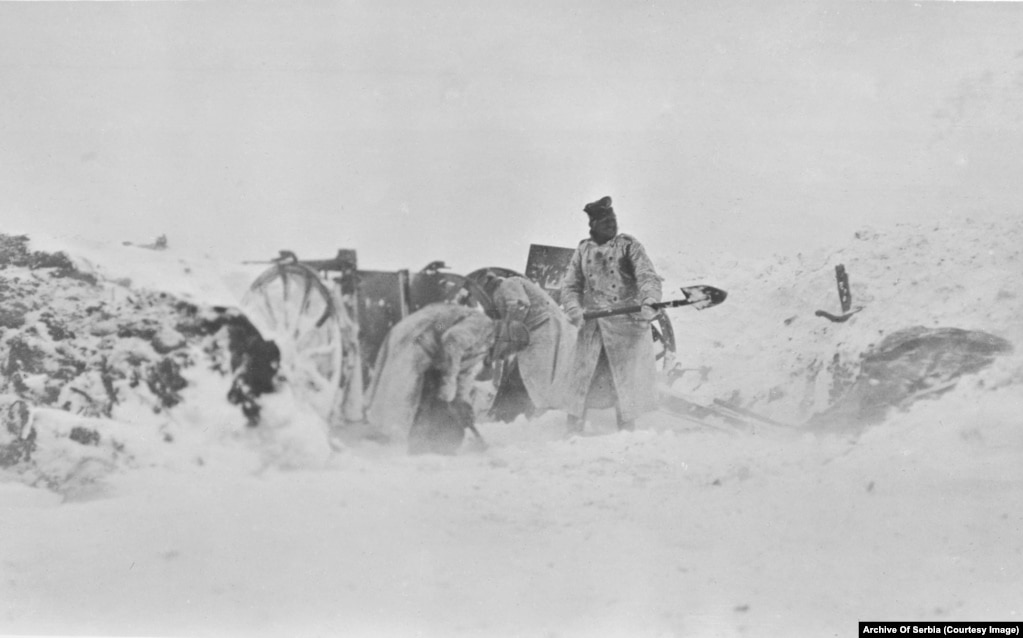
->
[[241, 246, 678, 424]]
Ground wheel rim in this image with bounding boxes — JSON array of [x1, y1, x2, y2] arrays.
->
[[241, 263, 345, 421]]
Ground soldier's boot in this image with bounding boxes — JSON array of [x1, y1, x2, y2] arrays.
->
[[615, 406, 635, 432], [565, 414, 585, 436]]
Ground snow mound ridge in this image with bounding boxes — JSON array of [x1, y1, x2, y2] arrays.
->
[[659, 215, 1023, 426], [0, 233, 319, 496]]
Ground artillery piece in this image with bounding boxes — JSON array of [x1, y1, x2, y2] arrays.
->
[[241, 245, 678, 425]]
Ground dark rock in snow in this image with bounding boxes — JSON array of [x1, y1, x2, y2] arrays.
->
[[0, 301, 30, 330], [809, 326, 1013, 431], [0, 398, 35, 468], [0, 233, 95, 283], [222, 315, 280, 424], [145, 357, 189, 409]]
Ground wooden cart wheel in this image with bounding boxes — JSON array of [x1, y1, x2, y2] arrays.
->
[[242, 263, 346, 421]]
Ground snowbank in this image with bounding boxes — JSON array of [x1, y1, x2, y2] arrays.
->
[[659, 213, 1023, 425], [1, 215, 1021, 637], [0, 232, 330, 496]]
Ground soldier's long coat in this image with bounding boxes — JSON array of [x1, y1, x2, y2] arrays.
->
[[560, 233, 663, 421], [491, 276, 575, 410], [364, 304, 495, 444]]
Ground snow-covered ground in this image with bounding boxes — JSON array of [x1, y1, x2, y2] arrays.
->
[[1, 214, 1021, 637]]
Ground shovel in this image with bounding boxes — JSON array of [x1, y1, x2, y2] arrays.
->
[[582, 285, 727, 320]]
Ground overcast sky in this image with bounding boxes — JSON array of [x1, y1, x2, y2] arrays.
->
[[2, 1, 1022, 272]]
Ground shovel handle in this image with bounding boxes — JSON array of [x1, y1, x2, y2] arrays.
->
[[583, 304, 646, 320], [582, 285, 728, 321]]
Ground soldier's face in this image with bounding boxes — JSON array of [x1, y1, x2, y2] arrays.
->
[[589, 215, 618, 242]]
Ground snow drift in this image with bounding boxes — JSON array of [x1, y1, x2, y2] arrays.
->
[[1, 214, 1021, 637]]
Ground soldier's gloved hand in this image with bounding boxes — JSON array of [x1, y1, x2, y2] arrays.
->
[[566, 306, 584, 326], [437, 380, 457, 403], [639, 299, 659, 322]]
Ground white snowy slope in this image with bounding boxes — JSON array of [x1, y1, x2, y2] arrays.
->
[[1, 215, 1021, 638]]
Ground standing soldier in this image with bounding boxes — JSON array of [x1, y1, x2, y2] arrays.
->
[[560, 195, 663, 434]]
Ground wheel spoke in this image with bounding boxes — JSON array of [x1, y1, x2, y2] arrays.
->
[[281, 268, 291, 303], [294, 323, 335, 351], [260, 289, 279, 329], [314, 306, 333, 329], [292, 277, 314, 341], [282, 273, 300, 333], [295, 361, 334, 392], [300, 343, 339, 359]]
